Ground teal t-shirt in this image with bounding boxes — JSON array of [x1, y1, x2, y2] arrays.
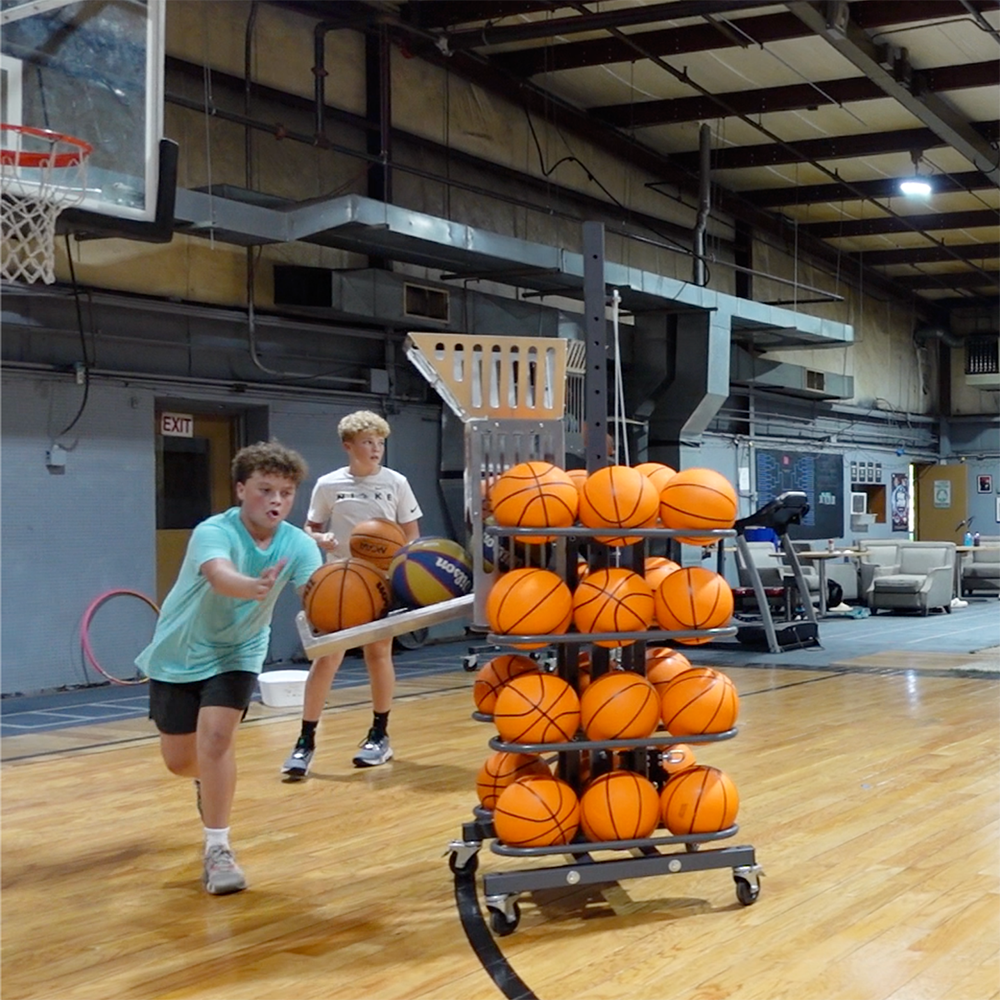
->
[[136, 507, 322, 683]]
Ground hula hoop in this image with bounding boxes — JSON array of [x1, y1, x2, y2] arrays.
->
[[80, 589, 160, 686]]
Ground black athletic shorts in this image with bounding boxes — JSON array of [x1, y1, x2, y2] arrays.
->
[[148, 671, 258, 735]]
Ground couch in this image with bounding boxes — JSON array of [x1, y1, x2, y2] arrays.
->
[[865, 541, 956, 615], [855, 539, 903, 604], [961, 536, 1000, 596]]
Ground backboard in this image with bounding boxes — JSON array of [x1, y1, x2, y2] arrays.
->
[[1, 0, 165, 223]]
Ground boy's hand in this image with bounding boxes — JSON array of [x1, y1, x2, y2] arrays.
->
[[315, 532, 338, 552], [252, 558, 288, 600]]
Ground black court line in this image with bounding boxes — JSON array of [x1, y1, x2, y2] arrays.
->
[[454, 868, 537, 1000]]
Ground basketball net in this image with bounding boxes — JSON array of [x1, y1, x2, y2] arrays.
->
[[1, 125, 92, 285]]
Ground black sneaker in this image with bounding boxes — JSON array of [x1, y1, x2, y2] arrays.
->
[[281, 738, 314, 778]]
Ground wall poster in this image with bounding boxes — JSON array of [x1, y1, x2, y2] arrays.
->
[[755, 449, 843, 540], [891, 472, 909, 532]]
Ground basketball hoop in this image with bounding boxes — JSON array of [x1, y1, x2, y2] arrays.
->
[[1, 124, 92, 284]]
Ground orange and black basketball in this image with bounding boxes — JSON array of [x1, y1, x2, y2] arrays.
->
[[572, 567, 654, 648], [472, 653, 540, 714], [644, 556, 680, 592], [303, 558, 390, 634], [493, 775, 580, 847], [476, 751, 551, 811], [659, 666, 739, 735], [489, 461, 579, 543], [644, 647, 692, 697], [578, 465, 659, 545], [493, 672, 581, 744], [659, 467, 738, 545], [633, 461, 676, 497], [660, 765, 739, 835], [653, 567, 733, 644], [349, 518, 407, 570], [580, 770, 660, 842], [580, 670, 659, 741], [486, 567, 573, 650]]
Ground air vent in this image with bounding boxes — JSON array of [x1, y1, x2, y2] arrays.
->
[[966, 334, 999, 387], [404, 283, 450, 323], [806, 370, 826, 392]]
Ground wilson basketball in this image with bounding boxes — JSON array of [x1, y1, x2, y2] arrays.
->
[[580, 670, 659, 741], [633, 461, 677, 497], [659, 467, 738, 545], [653, 567, 734, 644], [472, 653, 540, 714], [645, 556, 680, 592], [388, 537, 473, 608], [661, 743, 697, 777], [493, 775, 580, 847], [578, 465, 659, 545], [486, 567, 573, 650], [476, 751, 551, 811], [493, 672, 581, 744], [644, 647, 692, 697], [490, 461, 579, 544], [303, 558, 391, 634], [660, 765, 739, 835], [580, 770, 660, 842], [572, 567, 654, 648], [349, 518, 407, 570], [659, 666, 740, 735]]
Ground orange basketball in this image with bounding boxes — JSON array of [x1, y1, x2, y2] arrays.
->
[[660, 765, 739, 835], [566, 468, 588, 493], [661, 743, 697, 777], [653, 567, 734, 644], [490, 461, 579, 543], [572, 567, 654, 648], [302, 559, 390, 634], [472, 654, 540, 714], [644, 647, 692, 697], [486, 567, 573, 650], [578, 465, 659, 545], [580, 670, 660, 740], [633, 461, 677, 497], [574, 650, 593, 693], [493, 672, 581, 744], [659, 666, 740, 735], [476, 751, 551, 810], [493, 775, 580, 847], [349, 518, 407, 570], [645, 556, 680, 592], [580, 770, 660, 842], [659, 467, 738, 545]]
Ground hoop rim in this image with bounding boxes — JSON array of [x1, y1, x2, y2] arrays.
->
[[0, 123, 94, 169]]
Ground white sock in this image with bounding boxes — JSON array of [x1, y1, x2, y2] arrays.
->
[[204, 827, 231, 853]]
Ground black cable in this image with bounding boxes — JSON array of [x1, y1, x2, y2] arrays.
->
[[56, 234, 91, 439]]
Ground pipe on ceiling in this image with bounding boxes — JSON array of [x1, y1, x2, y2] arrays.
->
[[914, 325, 962, 349]]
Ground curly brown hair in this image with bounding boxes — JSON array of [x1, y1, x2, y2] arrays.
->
[[231, 441, 309, 485]]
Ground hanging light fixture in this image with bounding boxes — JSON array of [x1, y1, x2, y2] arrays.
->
[[899, 150, 932, 197]]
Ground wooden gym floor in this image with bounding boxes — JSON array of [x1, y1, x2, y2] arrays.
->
[[2, 626, 999, 1000]]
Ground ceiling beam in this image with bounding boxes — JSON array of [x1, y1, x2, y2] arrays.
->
[[591, 59, 999, 129], [492, 1, 999, 76], [800, 209, 1000, 239], [786, 1, 1000, 186], [891, 270, 1000, 290], [858, 243, 1000, 266], [402, 2, 565, 30]]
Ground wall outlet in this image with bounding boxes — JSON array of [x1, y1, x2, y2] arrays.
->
[[45, 444, 67, 468]]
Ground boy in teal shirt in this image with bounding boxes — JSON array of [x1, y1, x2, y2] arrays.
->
[[137, 441, 321, 894]]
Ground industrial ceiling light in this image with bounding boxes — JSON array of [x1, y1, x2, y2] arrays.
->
[[899, 150, 932, 197]]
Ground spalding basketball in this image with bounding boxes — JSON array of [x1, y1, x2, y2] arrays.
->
[[476, 751, 550, 811], [486, 567, 573, 650], [579, 670, 659, 741], [659, 666, 739, 735], [572, 567, 654, 648], [493, 672, 581, 744], [303, 559, 391, 634], [472, 653, 540, 714], [660, 765, 739, 835], [349, 518, 407, 570], [653, 567, 734, 644], [578, 465, 659, 545], [389, 537, 472, 608], [659, 467, 738, 545], [489, 461, 578, 543], [580, 770, 660, 842], [493, 775, 580, 847]]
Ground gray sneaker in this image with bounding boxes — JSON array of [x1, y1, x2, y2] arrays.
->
[[203, 845, 247, 895], [281, 739, 314, 778], [353, 729, 393, 767]]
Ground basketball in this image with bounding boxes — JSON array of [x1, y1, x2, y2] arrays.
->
[[661, 743, 697, 777], [493, 672, 581, 744], [472, 653, 540, 714], [566, 468, 588, 493], [580, 670, 659, 741], [645, 556, 680, 592], [302, 558, 391, 634], [493, 775, 580, 847], [574, 650, 593, 693], [578, 465, 659, 545], [659, 666, 740, 735], [489, 461, 579, 543], [633, 461, 676, 496], [644, 647, 692, 697], [580, 770, 660, 842], [572, 567, 654, 648], [388, 537, 473, 608], [659, 467, 738, 545], [486, 567, 573, 650], [653, 567, 734, 644], [476, 751, 551, 810], [660, 765, 739, 835], [349, 518, 407, 570]]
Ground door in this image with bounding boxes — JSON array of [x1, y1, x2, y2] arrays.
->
[[156, 411, 238, 602], [914, 462, 968, 543]]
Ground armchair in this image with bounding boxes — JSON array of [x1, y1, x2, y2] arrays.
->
[[855, 539, 902, 605], [866, 541, 956, 615], [961, 536, 1000, 596]]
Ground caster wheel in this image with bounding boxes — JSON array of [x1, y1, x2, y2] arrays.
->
[[448, 851, 479, 876], [735, 877, 759, 906], [488, 903, 521, 936]]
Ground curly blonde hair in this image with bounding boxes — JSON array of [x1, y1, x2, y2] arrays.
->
[[338, 410, 390, 442], [231, 441, 309, 485]]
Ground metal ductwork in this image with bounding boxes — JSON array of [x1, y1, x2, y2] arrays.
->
[[730, 345, 854, 400], [914, 325, 962, 349]]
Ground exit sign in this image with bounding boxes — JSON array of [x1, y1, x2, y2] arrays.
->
[[160, 412, 194, 437]]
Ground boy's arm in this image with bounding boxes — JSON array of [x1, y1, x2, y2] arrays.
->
[[201, 557, 287, 601], [402, 519, 420, 542], [304, 519, 338, 552]]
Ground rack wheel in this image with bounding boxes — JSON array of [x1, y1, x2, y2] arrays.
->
[[448, 850, 479, 876], [488, 902, 521, 936], [735, 877, 759, 906]]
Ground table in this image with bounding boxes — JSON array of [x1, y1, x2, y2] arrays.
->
[[769, 549, 859, 616]]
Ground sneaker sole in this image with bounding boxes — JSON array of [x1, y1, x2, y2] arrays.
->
[[204, 877, 248, 895], [352, 748, 393, 768]]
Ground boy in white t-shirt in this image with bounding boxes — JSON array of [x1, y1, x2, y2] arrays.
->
[[282, 411, 422, 777]]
